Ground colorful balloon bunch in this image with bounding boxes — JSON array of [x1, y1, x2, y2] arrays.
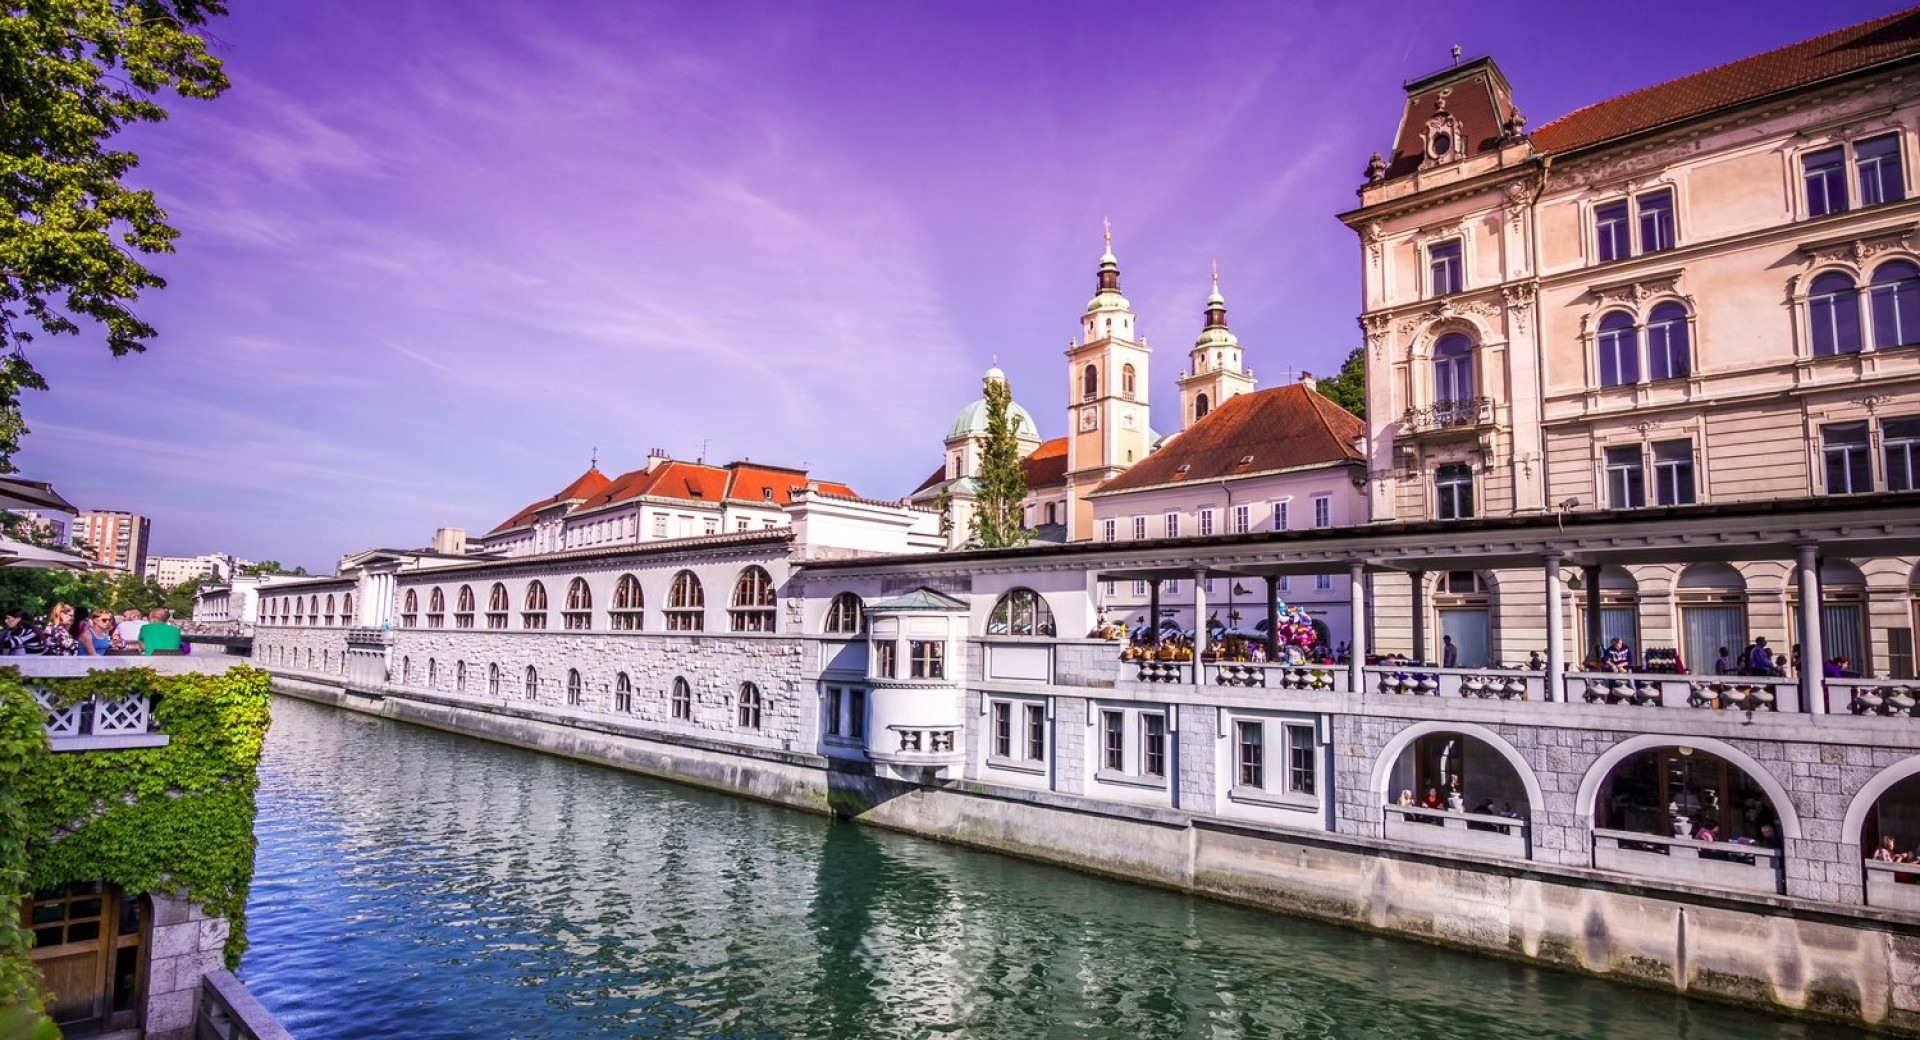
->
[[1273, 601, 1317, 649]]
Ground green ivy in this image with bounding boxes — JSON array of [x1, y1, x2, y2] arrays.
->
[[0, 667, 51, 1034], [0, 663, 271, 1014]]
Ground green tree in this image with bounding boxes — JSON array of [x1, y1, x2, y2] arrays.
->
[[1316, 346, 1367, 420], [930, 486, 954, 540], [240, 560, 304, 577], [105, 572, 165, 614], [163, 576, 201, 618], [0, 1, 231, 470], [968, 375, 1028, 549]]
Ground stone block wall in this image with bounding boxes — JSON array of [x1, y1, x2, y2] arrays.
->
[[144, 892, 230, 1040]]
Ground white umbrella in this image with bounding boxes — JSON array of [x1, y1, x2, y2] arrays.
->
[[0, 537, 93, 571]]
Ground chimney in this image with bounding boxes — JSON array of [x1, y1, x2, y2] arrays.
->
[[432, 527, 467, 555], [1299, 370, 1317, 391], [647, 448, 670, 473]]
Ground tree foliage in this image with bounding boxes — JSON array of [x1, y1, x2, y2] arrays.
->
[[0, 0, 231, 470], [241, 560, 303, 577], [968, 376, 1028, 549], [1316, 345, 1367, 420]]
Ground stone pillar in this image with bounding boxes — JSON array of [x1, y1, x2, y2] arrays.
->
[[1348, 562, 1367, 694], [1544, 555, 1563, 702], [1583, 564, 1603, 667], [1410, 570, 1427, 663], [1264, 575, 1280, 662], [1193, 569, 1208, 664], [1798, 543, 1826, 714]]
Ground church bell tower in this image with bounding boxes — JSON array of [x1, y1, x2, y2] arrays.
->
[[1064, 223, 1152, 541], [1175, 268, 1256, 431]]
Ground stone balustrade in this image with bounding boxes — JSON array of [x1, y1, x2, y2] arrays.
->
[[1591, 828, 1783, 894]]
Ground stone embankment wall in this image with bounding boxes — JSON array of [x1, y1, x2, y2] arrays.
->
[[269, 674, 1920, 1035]]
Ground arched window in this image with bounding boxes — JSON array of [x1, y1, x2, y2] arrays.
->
[[309, 596, 319, 620], [324, 594, 336, 625], [1871, 260, 1920, 349], [488, 663, 501, 697], [524, 666, 539, 700], [522, 580, 548, 630], [456, 584, 475, 628], [666, 570, 705, 631], [456, 661, 467, 693], [401, 589, 419, 627], [1810, 272, 1862, 356], [731, 566, 777, 632], [1432, 333, 1473, 404], [671, 676, 693, 720], [566, 668, 583, 706], [427, 658, 437, 688], [824, 592, 864, 635], [563, 577, 592, 630], [1435, 462, 1474, 520], [1645, 302, 1691, 381], [294, 598, 305, 624], [487, 583, 509, 629], [614, 672, 632, 713], [738, 682, 763, 730], [1082, 363, 1098, 401], [1596, 311, 1638, 387], [1122, 363, 1136, 398], [611, 574, 644, 630], [988, 588, 1055, 637], [425, 587, 444, 628], [1195, 392, 1210, 421], [341, 594, 353, 623]]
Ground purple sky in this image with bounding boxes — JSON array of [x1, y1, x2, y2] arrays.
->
[[15, 0, 1903, 570]]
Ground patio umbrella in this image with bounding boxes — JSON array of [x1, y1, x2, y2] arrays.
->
[[0, 538, 91, 571]]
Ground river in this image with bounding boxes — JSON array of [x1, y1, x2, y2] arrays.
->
[[240, 695, 1856, 1039]]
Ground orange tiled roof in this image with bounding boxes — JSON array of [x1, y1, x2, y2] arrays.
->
[[494, 457, 858, 533], [724, 462, 857, 505], [1531, 7, 1920, 155], [486, 466, 609, 534], [1021, 437, 1070, 490], [1093, 384, 1362, 495]]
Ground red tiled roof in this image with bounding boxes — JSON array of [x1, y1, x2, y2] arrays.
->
[[486, 466, 609, 534], [1386, 58, 1520, 180], [1092, 384, 1362, 495], [1531, 7, 1920, 155], [912, 464, 946, 496], [724, 463, 857, 505], [1021, 437, 1070, 490]]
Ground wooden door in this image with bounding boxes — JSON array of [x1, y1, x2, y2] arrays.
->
[[23, 881, 147, 1034]]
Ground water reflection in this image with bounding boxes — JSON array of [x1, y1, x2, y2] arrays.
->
[[244, 696, 1855, 1039]]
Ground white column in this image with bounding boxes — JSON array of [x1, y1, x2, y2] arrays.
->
[[1348, 562, 1367, 695], [1192, 569, 1208, 684], [1544, 555, 1563, 703], [1798, 543, 1825, 714]]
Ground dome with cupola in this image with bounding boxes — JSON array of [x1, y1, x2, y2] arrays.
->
[[947, 367, 1040, 441]]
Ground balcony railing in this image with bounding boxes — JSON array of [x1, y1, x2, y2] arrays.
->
[[1592, 828, 1783, 894], [1829, 678, 1920, 717], [1562, 671, 1797, 711], [17, 657, 227, 751], [1863, 860, 1920, 911], [1403, 396, 1493, 433], [196, 969, 295, 1040], [1383, 804, 1529, 859], [1363, 665, 1541, 700]]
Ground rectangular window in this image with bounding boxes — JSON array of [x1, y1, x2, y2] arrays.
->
[[736, 519, 748, 531], [1823, 422, 1873, 494], [1166, 580, 1180, 596], [1312, 495, 1331, 529], [1804, 146, 1849, 217], [1315, 574, 1332, 592], [1142, 713, 1166, 777], [1204, 577, 1215, 594], [1594, 201, 1630, 263], [1102, 518, 1117, 542], [1132, 516, 1147, 540], [1428, 240, 1462, 296], [1278, 576, 1290, 592], [875, 640, 897, 679], [1102, 710, 1125, 772], [1605, 445, 1646, 509], [1652, 439, 1696, 505], [1856, 134, 1905, 208], [1164, 512, 1180, 538], [909, 640, 944, 680], [827, 689, 844, 738], [1233, 504, 1250, 534], [1132, 580, 1146, 597], [703, 517, 719, 535], [992, 702, 1011, 758], [652, 515, 667, 538], [1273, 500, 1290, 531], [1198, 509, 1215, 537], [1102, 580, 1115, 597], [849, 688, 867, 740], [1636, 190, 1675, 253], [1435, 464, 1474, 520], [1235, 721, 1264, 788], [1024, 704, 1046, 761], [1286, 724, 1317, 797], [1885, 417, 1920, 492]]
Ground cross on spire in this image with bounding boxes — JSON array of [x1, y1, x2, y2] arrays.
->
[[590, 446, 598, 468], [1211, 259, 1218, 286], [1102, 216, 1111, 247]]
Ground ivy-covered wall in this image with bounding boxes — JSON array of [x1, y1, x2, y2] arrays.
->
[[0, 665, 271, 1034]]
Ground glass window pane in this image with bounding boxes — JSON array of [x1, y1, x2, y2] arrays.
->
[[1646, 304, 1689, 380], [1856, 134, 1905, 207], [1803, 146, 1848, 216], [1637, 191, 1674, 252], [1885, 417, 1920, 492], [1595, 202, 1630, 262], [1430, 241, 1462, 296], [1810, 274, 1862, 356], [1870, 262, 1919, 349]]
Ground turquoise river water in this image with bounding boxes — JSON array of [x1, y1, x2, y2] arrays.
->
[[239, 696, 1863, 1039]]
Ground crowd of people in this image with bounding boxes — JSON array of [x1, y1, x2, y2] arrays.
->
[[0, 605, 183, 656]]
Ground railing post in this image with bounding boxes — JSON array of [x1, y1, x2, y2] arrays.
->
[[1192, 569, 1208, 685], [1544, 554, 1563, 702]]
